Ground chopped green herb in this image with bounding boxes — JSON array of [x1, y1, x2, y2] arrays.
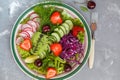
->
[[80, 6, 89, 12], [20, 16, 30, 24]]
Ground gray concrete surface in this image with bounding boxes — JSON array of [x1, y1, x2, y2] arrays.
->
[[0, 0, 120, 80]]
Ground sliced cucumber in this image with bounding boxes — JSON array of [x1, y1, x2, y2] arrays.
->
[[54, 28, 64, 37], [59, 29, 64, 37], [51, 33, 60, 42], [59, 26, 66, 34], [65, 20, 73, 30], [49, 35, 56, 42], [54, 28, 59, 31], [62, 23, 70, 34], [54, 31, 61, 39]]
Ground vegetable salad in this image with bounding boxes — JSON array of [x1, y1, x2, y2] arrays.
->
[[16, 5, 85, 79]]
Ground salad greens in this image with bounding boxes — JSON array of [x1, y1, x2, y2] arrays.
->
[[17, 46, 31, 59], [34, 5, 56, 33], [77, 31, 85, 43], [27, 53, 66, 74], [16, 4, 85, 79]]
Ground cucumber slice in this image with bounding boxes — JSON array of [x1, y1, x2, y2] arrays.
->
[[65, 20, 73, 30], [59, 29, 64, 37], [49, 36, 56, 42], [59, 26, 66, 34], [51, 33, 60, 42], [54, 31, 61, 39], [62, 23, 70, 34], [54, 28, 59, 31], [54, 28, 64, 37]]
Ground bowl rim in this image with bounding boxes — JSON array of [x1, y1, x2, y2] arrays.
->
[[10, 1, 91, 80]]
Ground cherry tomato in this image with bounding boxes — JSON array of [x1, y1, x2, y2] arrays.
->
[[50, 11, 63, 24], [46, 67, 57, 79], [20, 38, 32, 51], [72, 26, 84, 37], [50, 43, 62, 56]]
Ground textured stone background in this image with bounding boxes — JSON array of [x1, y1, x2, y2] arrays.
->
[[0, 0, 120, 80]]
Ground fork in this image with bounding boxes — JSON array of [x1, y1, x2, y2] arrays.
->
[[88, 12, 98, 69]]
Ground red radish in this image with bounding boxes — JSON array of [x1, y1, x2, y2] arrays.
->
[[18, 24, 22, 30], [21, 24, 33, 31], [27, 20, 37, 30], [28, 12, 35, 17], [22, 27, 33, 32], [30, 13, 39, 20], [25, 30, 33, 38], [19, 31, 30, 38], [16, 36, 24, 45], [34, 21, 39, 30], [32, 17, 40, 23]]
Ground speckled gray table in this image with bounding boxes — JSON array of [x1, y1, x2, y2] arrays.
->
[[0, 0, 120, 80]]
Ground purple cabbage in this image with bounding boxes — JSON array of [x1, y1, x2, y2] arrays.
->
[[60, 33, 84, 64]]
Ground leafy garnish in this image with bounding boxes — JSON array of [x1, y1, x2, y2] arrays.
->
[[20, 16, 30, 24], [27, 63, 46, 74], [33, 5, 56, 32], [77, 31, 85, 43], [71, 18, 84, 27], [80, 6, 89, 12], [17, 46, 31, 59]]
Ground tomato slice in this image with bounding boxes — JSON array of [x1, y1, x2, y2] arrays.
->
[[50, 43, 62, 56], [50, 11, 63, 24], [20, 39, 32, 51], [72, 26, 84, 37], [46, 67, 57, 79]]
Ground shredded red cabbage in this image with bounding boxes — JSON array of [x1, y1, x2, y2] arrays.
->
[[60, 33, 84, 64]]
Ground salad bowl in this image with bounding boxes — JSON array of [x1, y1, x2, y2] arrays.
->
[[10, 1, 91, 80]]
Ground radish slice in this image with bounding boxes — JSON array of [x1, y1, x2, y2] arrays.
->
[[25, 31, 34, 38], [18, 24, 22, 30], [22, 27, 33, 32], [32, 17, 40, 23], [34, 21, 40, 30], [19, 31, 30, 38], [16, 37, 24, 45], [21, 24, 33, 30], [27, 20, 37, 30], [30, 13, 39, 20], [29, 12, 35, 17]]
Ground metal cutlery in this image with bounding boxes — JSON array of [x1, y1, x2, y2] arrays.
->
[[88, 12, 98, 69]]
